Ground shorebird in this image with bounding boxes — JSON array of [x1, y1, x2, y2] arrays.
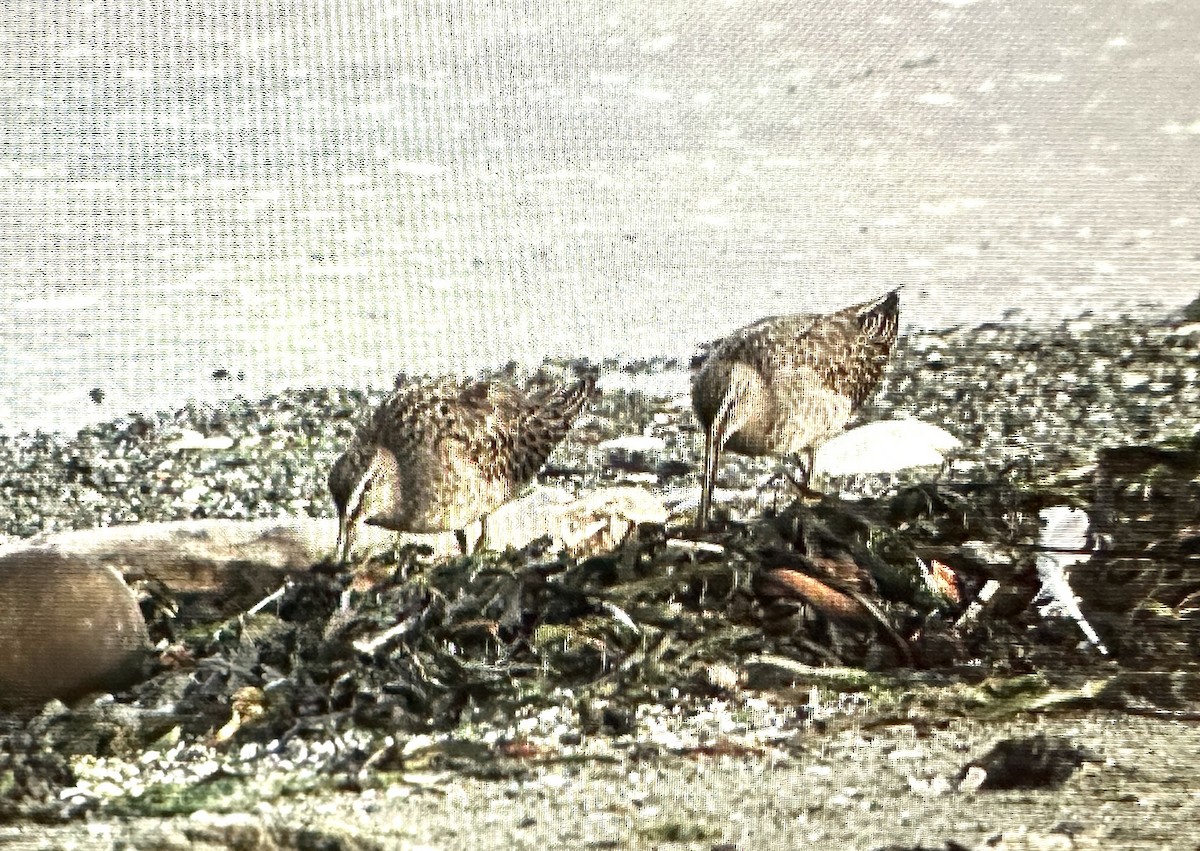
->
[[691, 289, 900, 529], [329, 374, 595, 562]]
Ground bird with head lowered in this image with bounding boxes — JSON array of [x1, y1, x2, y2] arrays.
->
[[329, 373, 596, 562], [691, 289, 900, 529]]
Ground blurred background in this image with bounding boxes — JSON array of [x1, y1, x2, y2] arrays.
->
[[1, 0, 1198, 433]]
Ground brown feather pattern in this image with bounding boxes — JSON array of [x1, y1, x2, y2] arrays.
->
[[691, 290, 899, 528], [329, 373, 595, 560]]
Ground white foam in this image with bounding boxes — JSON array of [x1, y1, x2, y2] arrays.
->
[[1160, 119, 1200, 135], [635, 88, 673, 103], [16, 293, 102, 311], [642, 35, 677, 53]]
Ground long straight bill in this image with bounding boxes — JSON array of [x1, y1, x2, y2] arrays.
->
[[336, 512, 356, 564], [698, 393, 734, 530], [699, 428, 716, 530]]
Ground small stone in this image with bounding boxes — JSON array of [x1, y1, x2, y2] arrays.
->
[[597, 435, 667, 454], [958, 765, 988, 792], [167, 429, 235, 451], [958, 735, 1089, 790]]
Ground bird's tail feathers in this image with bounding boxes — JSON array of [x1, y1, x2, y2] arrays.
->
[[512, 375, 596, 481], [857, 287, 900, 316], [855, 288, 901, 340]]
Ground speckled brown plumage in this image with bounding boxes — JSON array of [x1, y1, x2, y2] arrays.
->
[[692, 290, 899, 529], [330, 374, 595, 562]]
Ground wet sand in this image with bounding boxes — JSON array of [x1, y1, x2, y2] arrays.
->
[[2, 714, 1197, 850]]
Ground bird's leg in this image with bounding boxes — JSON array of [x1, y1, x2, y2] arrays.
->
[[698, 421, 723, 531], [779, 456, 807, 492], [456, 516, 490, 555], [803, 446, 823, 498], [757, 465, 790, 512], [336, 511, 356, 564], [474, 514, 491, 553], [782, 449, 823, 500]]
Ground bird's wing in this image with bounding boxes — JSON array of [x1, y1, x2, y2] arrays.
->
[[771, 303, 898, 407], [373, 378, 479, 457], [372, 376, 592, 485], [703, 313, 820, 370], [506, 375, 596, 483]]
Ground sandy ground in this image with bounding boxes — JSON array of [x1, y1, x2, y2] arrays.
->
[[2, 713, 1197, 850]]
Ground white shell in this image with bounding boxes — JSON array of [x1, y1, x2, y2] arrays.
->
[[813, 419, 963, 477]]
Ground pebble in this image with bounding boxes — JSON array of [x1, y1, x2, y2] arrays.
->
[[166, 429, 235, 451], [0, 314, 1193, 541], [598, 435, 667, 453]]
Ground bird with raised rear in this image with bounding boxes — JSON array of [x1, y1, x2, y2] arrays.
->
[[329, 374, 595, 562], [691, 289, 900, 529]]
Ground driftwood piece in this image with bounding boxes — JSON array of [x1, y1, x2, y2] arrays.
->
[[0, 487, 668, 596]]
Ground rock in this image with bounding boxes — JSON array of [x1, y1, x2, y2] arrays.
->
[[814, 420, 963, 477], [0, 550, 151, 711], [165, 428, 235, 451], [659, 484, 759, 521], [958, 734, 1089, 790], [1119, 372, 1151, 390], [1165, 320, 1200, 337], [597, 435, 667, 454], [598, 435, 668, 474]]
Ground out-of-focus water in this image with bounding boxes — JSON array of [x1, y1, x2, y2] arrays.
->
[[2, 0, 1198, 434]]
